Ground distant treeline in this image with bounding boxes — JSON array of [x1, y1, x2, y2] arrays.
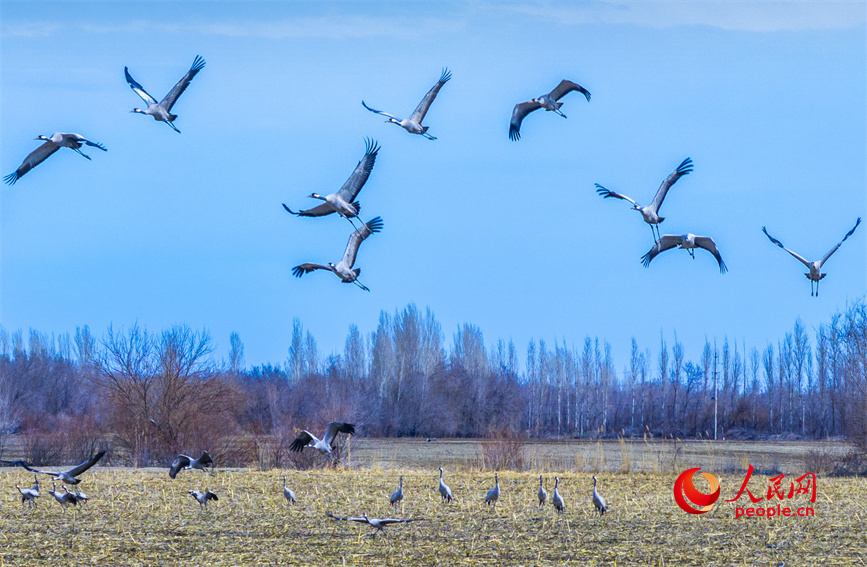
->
[[0, 300, 865, 466]]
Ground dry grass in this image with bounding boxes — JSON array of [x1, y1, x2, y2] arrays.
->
[[0, 466, 865, 566], [0, 439, 864, 566]]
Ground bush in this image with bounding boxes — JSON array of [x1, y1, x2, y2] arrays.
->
[[481, 429, 525, 471]]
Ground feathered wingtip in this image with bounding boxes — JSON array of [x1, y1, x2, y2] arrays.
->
[[365, 216, 384, 234], [291, 265, 307, 278], [676, 157, 694, 176], [595, 183, 614, 198], [190, 55, 206, 73], [282, 203, 300, 216], [3, 172, 19, 185], [508, 125, 520, 141], [761, 226, 785, 248], [640, 251, 653, 268], [363, 137, 381, 157], [439, 67, 452, 84]]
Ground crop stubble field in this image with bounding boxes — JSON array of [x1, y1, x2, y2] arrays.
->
[[1, 439, 865, 566]]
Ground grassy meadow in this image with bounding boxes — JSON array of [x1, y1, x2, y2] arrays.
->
[[1, 439, 865, 566]]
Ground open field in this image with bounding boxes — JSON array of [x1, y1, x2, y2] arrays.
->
[[1, 440, 865, 566]]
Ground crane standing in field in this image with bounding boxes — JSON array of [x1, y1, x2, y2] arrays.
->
[[362, 68, 451, 140], [289, 421, 356, 462], [283, 476, 297, 505], [390, 476, 404, 508], [125, 55, 206, 133], [596, 157, 693, 244], [292, 217, 383, 292], [485, 472, 500, 509], [537, 475, 547, 507], [4, 132, 106, 185], [551, 476, 565, 514], [509, 79, 591, 141], [48, 483, 78, 508], [762, 218, 861, 297], [16, 475, 40, 507], [438, 467, 453, 503], [592, 476, 608, 516], [283, 139, 380, 227]]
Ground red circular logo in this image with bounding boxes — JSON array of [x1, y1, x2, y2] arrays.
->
[[673, 467, 720, 514]]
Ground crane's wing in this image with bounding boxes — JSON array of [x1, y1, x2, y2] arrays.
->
[[341, 217, 383, 269], [4, 141, 60, 185], [323, 421, 356, 446], [169, 455, 191, 478], [289, 430, 315, 452], [292, 263, 331, 278], [694, 236, 728, 273], [326, 512, 368, 524], [361, 101, 400, 121], [65, 450, 106, 477], [283, 202, 336, 218], [762, 227, 811, 268], [818, 217, 861, 267], [549, 79, 591, 102], [20, 463, 59, 477], [641, 235, 683, 267], [595, 184, 639, 207], [337, 139, 379, 203], [65, 133, 107, 151], [205, 490, 219, 501], [197, 451, 213, 467], [409, 68, 451, 123], [160, 55, 206, 111], [378, 518, 418, 525], [124, 67, 159, 106], [649, 157, 693, 213], [509, 101, 542, 141]]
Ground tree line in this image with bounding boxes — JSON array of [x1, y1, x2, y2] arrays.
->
[[0, 300, 865, 466]]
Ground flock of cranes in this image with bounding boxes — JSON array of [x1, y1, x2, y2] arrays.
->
[[4, 55, 860, 296], [9, 437, 611, 537]]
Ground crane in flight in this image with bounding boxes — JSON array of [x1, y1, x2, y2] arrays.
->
[[362, 68, 451, 140], [509, 79, 591, 141], [125, 55, 206, 133], [762, 218, 861, 297]]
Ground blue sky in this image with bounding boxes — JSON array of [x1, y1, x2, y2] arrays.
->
[[1, 1, 865, 370]]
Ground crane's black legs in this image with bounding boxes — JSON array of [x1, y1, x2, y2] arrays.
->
[[72, 148, 92, 160]]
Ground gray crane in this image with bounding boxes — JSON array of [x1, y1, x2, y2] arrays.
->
[[596, 157, 693, 243], [292, 217, 383, 292], [509, 79, 591, 141], [592, 476, 608, 516], [22, 450, 105, 485], [48, 483, 78, 508], [438, 467, 453, 503], [326, 512, 419, 537], [169, 451, 213, 478], [551, 476, 565, 514], [762, 218, 861, 297], [283, 139, 380, 227], [63, 485, 89, 505], [390, 476, 404, 508], [485, 472, 500, 509], [362, 68, 451, 140], [537, 475, 547, 507], [125, 55, 206, 133], [15, 475, 40, 507], [188, 489, 219, 508], [4, 132, 106, 185], [641, 233, 727, 273], [289, 421, 356, 461], [282, 476, 297, 505]]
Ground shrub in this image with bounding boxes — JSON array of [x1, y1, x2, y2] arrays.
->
[[481, 428, 525, 471]]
